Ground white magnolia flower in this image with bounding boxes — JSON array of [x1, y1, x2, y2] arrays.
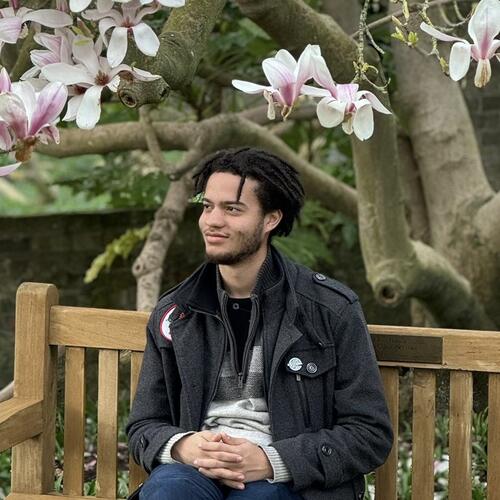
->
[[310, 55, 391, 141], [420, 0, 500, 87], [0, 5, 73, 53], [69, 0, 113, 14], [0, 71, 67, 176], [84, 0, 160, 67], [42, 36, 159, 129], [232, 44, 324, 120]]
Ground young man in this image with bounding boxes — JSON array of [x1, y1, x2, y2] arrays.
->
[[127, 148, 393, 500]]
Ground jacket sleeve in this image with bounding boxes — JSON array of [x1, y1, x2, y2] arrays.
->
[[126, 312, 188, 473], [270, 300, 393, 491]]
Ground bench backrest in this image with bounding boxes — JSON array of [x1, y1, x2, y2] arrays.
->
[[6, 283, 500, 499]]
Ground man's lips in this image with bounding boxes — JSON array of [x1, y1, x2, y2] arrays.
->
[[205, 233, 229, 243]]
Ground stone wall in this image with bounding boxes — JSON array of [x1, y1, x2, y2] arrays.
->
[[0, 208, 410, 387]]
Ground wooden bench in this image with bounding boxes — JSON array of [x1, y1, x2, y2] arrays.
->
[[0, 282, 499, 499]]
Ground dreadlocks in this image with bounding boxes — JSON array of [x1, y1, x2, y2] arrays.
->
[[193, 147, 305, 238]]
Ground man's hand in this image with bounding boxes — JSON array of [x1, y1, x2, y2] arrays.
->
[[195, 432, 273, 490], [171, 431, 243, 473]]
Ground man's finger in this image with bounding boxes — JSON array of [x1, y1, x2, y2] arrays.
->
[[194, 458, 241, 469], [207, 432, 223, 442], [201, 451, 243, 464], [220, 479, 245, 490], [220, 433, 247, 445], [199, 441, 238, 453], [198, 467, 245, 481]]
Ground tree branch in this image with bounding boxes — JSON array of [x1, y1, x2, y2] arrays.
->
[[118, 0, 227, 108], [133, 174, 193, 312]]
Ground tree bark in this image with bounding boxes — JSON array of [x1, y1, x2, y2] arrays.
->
[[237, 0, 495, 328]]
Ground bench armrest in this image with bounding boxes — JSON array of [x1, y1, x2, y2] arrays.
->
[[0, 397, 43, 452]]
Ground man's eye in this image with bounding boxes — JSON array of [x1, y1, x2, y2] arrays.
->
[[226, 206, 240, 213], [202, 203, 212, 210]]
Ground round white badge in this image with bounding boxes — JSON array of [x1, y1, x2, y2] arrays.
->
[[160, 305, 177, 341], [287, 357, 303, 371]]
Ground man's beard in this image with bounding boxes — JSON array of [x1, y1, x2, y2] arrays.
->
[[205, 221, 265, 265]]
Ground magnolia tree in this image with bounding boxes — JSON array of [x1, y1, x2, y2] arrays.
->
[[1, 0, 500, 336]]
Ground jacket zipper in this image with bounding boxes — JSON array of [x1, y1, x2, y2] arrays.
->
[[220, 294, 260, 389], [188, 306, 227, 425], [295, 373, 311, 429]]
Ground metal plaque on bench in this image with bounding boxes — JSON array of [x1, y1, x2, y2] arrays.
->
[[371, 334, 443, 364]]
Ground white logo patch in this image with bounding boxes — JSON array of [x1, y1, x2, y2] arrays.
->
[[160, 305, 177, 341]]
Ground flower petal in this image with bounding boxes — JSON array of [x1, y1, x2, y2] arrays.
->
[[73, 36, 101, 76], [42, 63, 94, 85], [98, 17, 117, 45], [352, 102, 374, 141], [316, 97, 346, 128], [449, 41, 472, 80], [0, 161, 21, 176], [420, 22, 465, 43], [127, 66, 160, 81], [97, 0, 114, 11], [69, 0, 91, 12], [232, 80, 268, 94], [30, 49, 59, 68], [0, 92, 28, 139], [132, 22, 160, 57], [358, 90, 392, 114], [311, 54, 336, 95], [295, 44, 317, 86], [468, 0, 500, 52], [76, 85, 103, 129], [262, 58, 294, 89], [29, 82, 67, 135], [300, 84, 331, 97], [63, 94, 83, 121], [0, 16, 23, 44], [0, 67, 12, 92], [156, 0, 185, 6], [22, 9, 73, 28], [0, 122, 12, 151], [33, 32, 61, 52], [274, 49, 297, 73], [107, 26, 128, 67]]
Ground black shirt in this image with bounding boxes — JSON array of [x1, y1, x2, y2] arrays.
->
[[226, 297, 252, 369]]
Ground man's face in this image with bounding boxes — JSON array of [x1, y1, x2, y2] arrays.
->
[[198, 172, 274, 265]]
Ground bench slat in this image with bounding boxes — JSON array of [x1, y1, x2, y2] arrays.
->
[[96, 350, 119, 498], [488, 373, 500, 500], [129, 352, 147, 491], [50, 306, 148, 351], [375, 367, 398, 500], [411, 369, 435, 500], [449, 371, 472, 500], [63, 347, 86, 496]]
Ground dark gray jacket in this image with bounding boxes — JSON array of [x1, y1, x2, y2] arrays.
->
[[127, 248, 393, 500]]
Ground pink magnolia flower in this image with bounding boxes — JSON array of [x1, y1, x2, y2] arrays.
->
[[420, 0, 500, 87], [42, 36, 159, 129], [310, 55, 391, 141], [70, 0, 113, 14], [232, 44, 324, 120], [83, 0, 160, 67], [0, 76, 67, 176], [0, 6, 73, 53], [22, 30, 74, 80]]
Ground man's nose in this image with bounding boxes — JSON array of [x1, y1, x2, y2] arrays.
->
[[204, 207, 225, 227]]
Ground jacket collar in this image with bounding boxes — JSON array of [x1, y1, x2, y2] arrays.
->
[[174, 245, 299, 322]]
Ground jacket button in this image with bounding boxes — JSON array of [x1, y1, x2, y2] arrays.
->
[[314, 273, 326, 281], [306, 362, 318, 374], [287, 357, 303, 371], [321, 444, 332, 456]]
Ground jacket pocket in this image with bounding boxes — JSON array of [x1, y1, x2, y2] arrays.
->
[[284, 345, 336, 430]]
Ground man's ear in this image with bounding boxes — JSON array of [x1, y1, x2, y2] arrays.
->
[[265, 210, 283, 233]]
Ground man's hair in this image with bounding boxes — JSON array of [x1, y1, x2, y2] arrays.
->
[[193, 147, 305, 238]]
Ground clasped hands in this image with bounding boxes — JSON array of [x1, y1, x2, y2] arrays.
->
[[171, 430, 273, 490]]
